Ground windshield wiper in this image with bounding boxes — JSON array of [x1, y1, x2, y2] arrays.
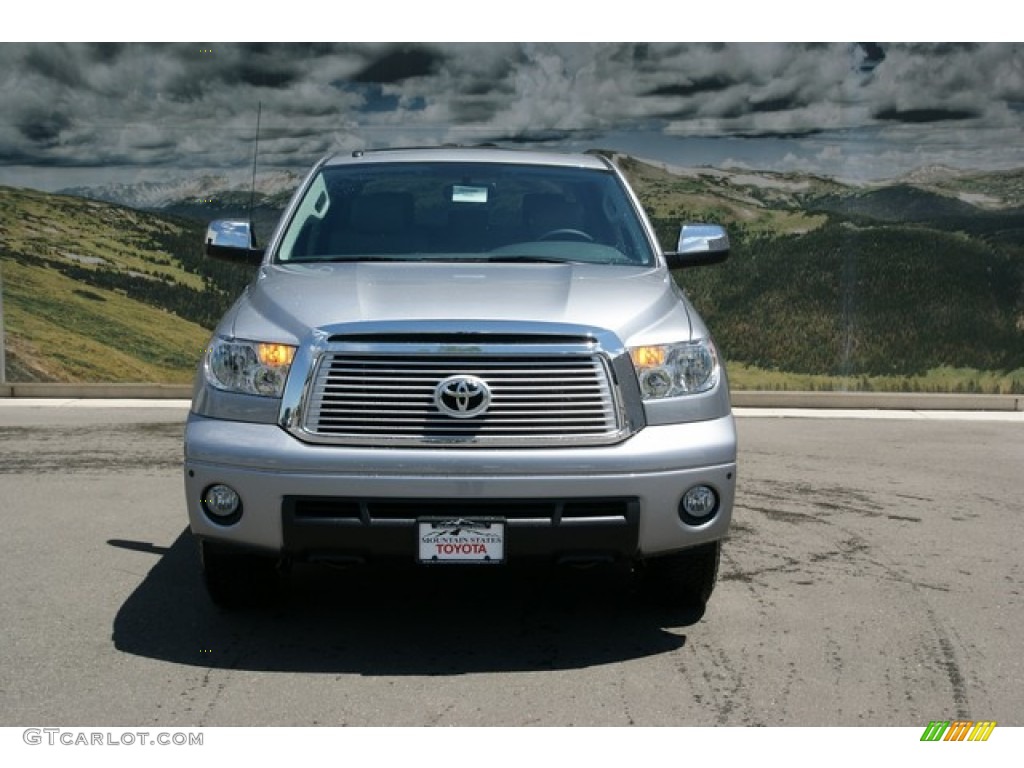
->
[[479, 255, 586, 264], [286, 255, 414, 263]]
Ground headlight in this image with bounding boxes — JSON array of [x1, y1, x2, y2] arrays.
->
[[629, 339, 719, 400], [205, 338, 296, 397]]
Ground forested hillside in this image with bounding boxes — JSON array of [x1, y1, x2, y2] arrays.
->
[[623, 156, 1024, 391], [673, 223, 1023, 376], [2, 154, 1022, 391]]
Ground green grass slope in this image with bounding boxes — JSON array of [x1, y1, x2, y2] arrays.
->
[[0, 186, 250, 382], [609, 152, 832, 237]]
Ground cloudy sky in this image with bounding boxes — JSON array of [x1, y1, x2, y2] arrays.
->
[[1, 41, 1022, 191]]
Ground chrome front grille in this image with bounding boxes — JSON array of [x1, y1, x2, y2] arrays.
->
[[300, 343, 626, 447]]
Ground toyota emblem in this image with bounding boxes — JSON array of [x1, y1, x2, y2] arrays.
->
[[434, 375, 491, 419]]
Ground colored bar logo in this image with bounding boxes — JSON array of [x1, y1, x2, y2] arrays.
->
[[921, 720, 996, 741]]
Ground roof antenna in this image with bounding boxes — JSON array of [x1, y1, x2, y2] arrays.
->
[[247, 100, 262, 246]]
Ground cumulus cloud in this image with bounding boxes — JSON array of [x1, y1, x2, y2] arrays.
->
[[0, 42, 1022, 184]]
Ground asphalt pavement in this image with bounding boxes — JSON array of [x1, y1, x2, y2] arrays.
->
[[0, 402, 1021, 726]]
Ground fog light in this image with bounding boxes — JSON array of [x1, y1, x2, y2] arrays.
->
[[201, 484, 242, 525], [680, 485, 718, 524]]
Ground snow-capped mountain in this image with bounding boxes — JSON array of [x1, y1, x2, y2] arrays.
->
[[58, 169, 303, 210]]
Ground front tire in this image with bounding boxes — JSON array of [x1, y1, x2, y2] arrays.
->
[[638, 541, 721, 609], [200, 540, 280, 609]]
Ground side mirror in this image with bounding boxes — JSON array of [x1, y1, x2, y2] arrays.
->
[[664, 224, 730, 269], [205, 220, 265, 266]]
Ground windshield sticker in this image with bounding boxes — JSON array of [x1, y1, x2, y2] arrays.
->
[[452, 185, 488, 204]]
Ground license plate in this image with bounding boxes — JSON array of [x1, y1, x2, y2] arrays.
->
[[417, 518, 505, 564]]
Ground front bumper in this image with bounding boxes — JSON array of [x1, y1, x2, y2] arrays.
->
[[184, 412, 737, 562]]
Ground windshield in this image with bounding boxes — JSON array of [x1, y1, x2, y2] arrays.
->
[[274, 161, 656, 266]]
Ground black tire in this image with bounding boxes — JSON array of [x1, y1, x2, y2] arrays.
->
[[200, 540, 280, 610], [638, 541, 721, 609]]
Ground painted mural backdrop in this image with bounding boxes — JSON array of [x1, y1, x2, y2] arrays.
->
[[1, 43, 1021, 389]]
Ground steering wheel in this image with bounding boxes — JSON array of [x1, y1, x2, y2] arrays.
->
[[537, 228, 594, 242]]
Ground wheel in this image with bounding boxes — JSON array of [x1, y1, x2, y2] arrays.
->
[[637, 541, 721, 609], [537, 228, 594, 242], [200, 540, 281, 609]]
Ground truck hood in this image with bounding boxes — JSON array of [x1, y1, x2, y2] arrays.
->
[[222, 261, 698, 346]]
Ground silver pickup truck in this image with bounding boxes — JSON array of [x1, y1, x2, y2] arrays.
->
[[185, 147, 736, 611]]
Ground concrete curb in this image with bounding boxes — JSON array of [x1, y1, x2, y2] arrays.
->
[[729, 390, 1023, 412], [0, 383, 1020, 411], [0, 383, 192, 399]]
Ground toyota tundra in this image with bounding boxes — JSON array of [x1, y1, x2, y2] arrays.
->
[[185, 147, 736, 610]]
